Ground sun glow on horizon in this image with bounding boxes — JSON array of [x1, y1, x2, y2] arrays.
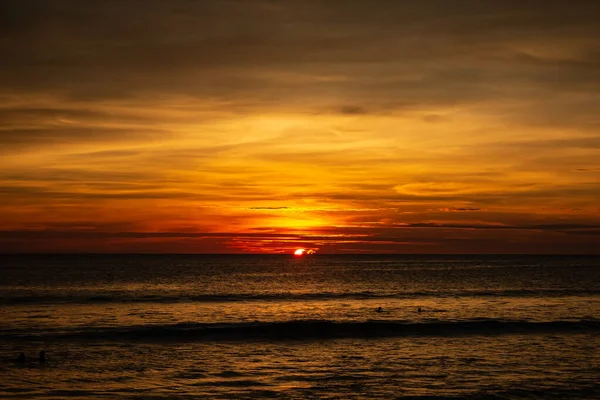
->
[[294, 248, 317, 256]]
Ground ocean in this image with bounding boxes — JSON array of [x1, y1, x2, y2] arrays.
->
[[1, 254, 599, 399]]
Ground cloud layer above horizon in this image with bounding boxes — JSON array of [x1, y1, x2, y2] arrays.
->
[[1, 0, 599, 253]]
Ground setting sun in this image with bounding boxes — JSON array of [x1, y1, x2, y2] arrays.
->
[[294, 249, 306, 256]]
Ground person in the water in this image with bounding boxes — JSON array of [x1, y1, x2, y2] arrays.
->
[[376, 306, 383, 313], [418, 307, 422, 313], [39, 351, 46, 363], [16, 352, 25, 363]]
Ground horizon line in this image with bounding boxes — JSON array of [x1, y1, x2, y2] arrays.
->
[[1, 253, 598, 256]]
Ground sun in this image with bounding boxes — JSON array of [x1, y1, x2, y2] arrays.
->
[[293, 248, 317, 256]]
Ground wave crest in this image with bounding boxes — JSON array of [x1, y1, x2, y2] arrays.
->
[[3, 289, 599, 305], [3, 319, 599, 342]]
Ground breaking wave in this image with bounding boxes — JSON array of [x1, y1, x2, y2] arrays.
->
[[3, 319, 599, 342], [3, 288, 600, 305]]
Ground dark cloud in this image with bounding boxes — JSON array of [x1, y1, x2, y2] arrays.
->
[[0, 107, 156, 126], [526, 224, 600, 231], [574, 168, 600, 172], [1, 0, 599, 106], [0, 127, 171, 150], [3, 221, 599, 241], [1, 221, 599, 253], [338, 106, 367, 115], [563, 229, 600, 236]]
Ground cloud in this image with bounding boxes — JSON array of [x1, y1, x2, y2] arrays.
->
[[574, 168, 600, 172], [2, 1, 599, 107], [338, 105, 367, 115], [492, 136, 600, 150], [0, 127, 171, 151], [563, 229, 600, 236], [2, 221, 599, 254]]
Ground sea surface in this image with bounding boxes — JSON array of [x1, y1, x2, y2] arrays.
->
[[1, 254, 599, 399]]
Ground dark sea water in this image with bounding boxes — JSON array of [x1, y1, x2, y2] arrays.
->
[[1, 254, 599, 399]]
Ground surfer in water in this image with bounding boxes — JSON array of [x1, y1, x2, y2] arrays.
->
[[376, 306, 383, 313]]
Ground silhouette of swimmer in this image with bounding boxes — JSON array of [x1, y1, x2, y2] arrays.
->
[[16, 352, 26, 363], [375, 306, 383, 313], [418, 307, 422, 313], [39, 351, 46, 363]]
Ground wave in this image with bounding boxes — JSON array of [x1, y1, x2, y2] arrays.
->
[[3, 288, 600, 305], [3, 319, 599, 342]]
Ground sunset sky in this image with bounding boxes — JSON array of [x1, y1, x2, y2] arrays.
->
[[1, 0, 599, 253]]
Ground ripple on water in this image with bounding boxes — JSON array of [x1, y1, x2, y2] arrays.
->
[[213, 370, 244, 378]]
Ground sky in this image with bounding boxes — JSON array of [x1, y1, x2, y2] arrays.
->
[[1, 0, 599, 254]]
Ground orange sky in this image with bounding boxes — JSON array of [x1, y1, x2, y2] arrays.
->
[[1, 1, 599, 253]]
